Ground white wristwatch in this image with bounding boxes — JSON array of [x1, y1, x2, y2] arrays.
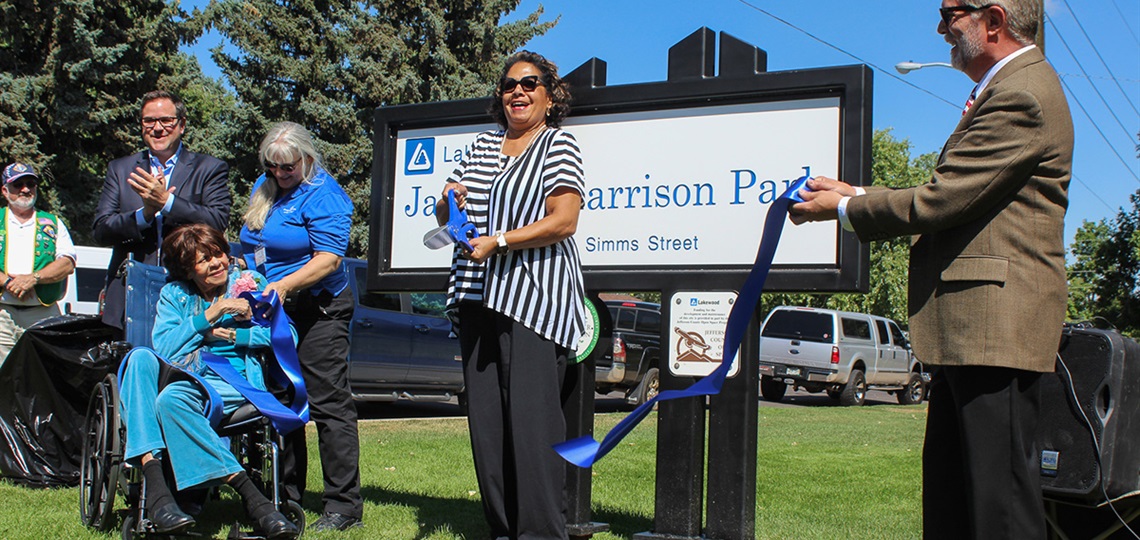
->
[[496, 232, 509, 255]]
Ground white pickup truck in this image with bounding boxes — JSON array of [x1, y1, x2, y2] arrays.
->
[[758, 306, 926, 406]]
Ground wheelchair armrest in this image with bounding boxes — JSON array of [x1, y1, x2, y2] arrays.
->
[[215, 402, 267, 438]]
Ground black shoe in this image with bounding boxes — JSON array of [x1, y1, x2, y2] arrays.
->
[[255, 510, 300, 540], [174, 486, 209, 517], [148, 502, 196, 533], [310, 512, 362, 532]]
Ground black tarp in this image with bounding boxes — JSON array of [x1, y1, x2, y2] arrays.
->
[[0, 315, 123, 487]]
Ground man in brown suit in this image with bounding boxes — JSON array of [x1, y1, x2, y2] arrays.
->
[[790, 1, 1073, 537]]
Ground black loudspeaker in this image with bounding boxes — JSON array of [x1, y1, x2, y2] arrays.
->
[[1039, 327, 1140, 505]]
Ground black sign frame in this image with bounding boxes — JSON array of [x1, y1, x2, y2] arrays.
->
[[369, 47, 871, 296]]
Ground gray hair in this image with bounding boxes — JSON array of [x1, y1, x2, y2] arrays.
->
[[243, 122, 324, 230], [962, 0, 1040, 45]]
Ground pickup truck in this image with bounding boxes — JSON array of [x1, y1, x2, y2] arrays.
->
[[343, 259, 466, 407], [758, 306, 925, 406], [595, 300, 661, 405]]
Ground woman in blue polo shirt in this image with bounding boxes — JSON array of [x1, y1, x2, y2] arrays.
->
[[239, 121, 362, 532]]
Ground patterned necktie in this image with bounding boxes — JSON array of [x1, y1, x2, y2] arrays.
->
[[149, 155, 175, 261], [962, 85, 978, 116]]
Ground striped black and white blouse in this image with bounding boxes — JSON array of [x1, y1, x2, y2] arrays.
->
[[444, 128, 587, 350]]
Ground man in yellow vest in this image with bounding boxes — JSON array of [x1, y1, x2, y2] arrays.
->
[[0, 163, 76, 366]]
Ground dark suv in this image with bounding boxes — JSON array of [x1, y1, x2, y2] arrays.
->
[[596, 301, 661, 405], [344, 259, 465, 406]]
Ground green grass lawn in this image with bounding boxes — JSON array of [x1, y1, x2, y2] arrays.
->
[[0, 404, 925, 539]]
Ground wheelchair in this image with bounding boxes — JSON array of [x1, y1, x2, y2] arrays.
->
[[77, 261, 306, 539]]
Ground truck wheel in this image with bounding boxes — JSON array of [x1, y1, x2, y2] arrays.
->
[[634, 368, 660, 405], [760, 376, 787, 402], [897, 373, 925, 405], [839, 369, 866, 406]]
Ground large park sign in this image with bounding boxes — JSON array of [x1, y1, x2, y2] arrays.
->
[[369, 28, 872, 540]]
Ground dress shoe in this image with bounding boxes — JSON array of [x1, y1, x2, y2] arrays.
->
[[147, 502, 196, 533], [310, 512, 362, 532], [255, 510, 300, 540]]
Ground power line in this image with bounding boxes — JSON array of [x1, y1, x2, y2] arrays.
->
[[1046, 14, 1138, 146], [1056, 69, 1140, 184], [1058, 0, 1140, 118], [734, 0, 1126, 221], [1070, 172, 1118, 214], [734, 0, 960, 110], [1057, 73, 1140, 84], [1109, 0, 1140, 47]]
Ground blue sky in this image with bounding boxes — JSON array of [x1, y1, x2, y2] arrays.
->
[[183, 0, 1140, 247]]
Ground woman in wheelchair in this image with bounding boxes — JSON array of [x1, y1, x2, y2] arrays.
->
[[117, 223, 300, 539]]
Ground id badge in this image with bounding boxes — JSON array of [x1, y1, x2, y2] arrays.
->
[[254, 245, 267, 269]]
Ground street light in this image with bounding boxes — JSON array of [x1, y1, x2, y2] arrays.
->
[[895, 61, 953, 74]]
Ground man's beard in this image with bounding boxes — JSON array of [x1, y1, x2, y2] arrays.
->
[[949, 26, 984, 71], [8, 195, 35, 211]]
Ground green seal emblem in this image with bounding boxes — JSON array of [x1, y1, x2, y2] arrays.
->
[[573, 297, 601, 364]]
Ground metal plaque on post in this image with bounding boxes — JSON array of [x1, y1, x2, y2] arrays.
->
[[668, 291, 739, 379]]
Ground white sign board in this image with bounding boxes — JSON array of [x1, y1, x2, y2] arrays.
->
[[668, 291, 740, 378], [389, 98, 840, 270]]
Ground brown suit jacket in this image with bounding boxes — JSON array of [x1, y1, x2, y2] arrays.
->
[[847, 48, 1073, 372]]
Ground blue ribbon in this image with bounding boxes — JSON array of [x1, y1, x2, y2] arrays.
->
[[200, 290, 310, 435], [554, 174, 810, 468]]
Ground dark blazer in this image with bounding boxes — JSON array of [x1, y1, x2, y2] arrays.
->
[[847, 48, 1073, 372], [93, 149, 231, 329]]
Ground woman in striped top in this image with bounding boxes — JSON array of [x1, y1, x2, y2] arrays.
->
[[436, 50, 585, 540]]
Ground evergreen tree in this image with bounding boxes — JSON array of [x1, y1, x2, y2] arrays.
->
[[200, 0, 556, 255], [0, 0, 230, 243]]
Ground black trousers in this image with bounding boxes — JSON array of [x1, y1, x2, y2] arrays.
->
[[459, 303, 568, 540], [281, 285, 362, 518], [923, 365, 1045, 539]]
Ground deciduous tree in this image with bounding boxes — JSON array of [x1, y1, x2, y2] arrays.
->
[[1066, 192, 1140, 336], [761, 129, 936, 326]]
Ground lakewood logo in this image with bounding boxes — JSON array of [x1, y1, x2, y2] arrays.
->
[[405, 138, 434, 175]]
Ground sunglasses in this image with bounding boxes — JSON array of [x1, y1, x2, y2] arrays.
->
[[263, 159, 301, 173], [5, 180, 37, 191], [939, 4, 995, 27], [499, 75, 545, 94], [141, 116, 181, 129]]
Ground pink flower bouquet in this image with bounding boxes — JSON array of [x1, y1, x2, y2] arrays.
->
[[227, 269, 268, 298]]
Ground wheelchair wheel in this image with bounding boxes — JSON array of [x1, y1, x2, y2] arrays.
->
[[119, 513, 137, 540], [284, 500, 306, 536], [80, 373, 123, 531]]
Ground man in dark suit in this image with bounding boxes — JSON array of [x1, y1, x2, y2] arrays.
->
[[790, 1, 1073, 537], [93, 90, 231, 330]]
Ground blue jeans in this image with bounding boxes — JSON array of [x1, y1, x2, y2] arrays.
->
[[119, 349, 246, 490]]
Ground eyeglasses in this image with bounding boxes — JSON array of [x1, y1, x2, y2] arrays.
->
[[499, 75, 544, 94], [263, 159, 301, 173], [141, 116, 181, 129], [939, 4, 995, 27]]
